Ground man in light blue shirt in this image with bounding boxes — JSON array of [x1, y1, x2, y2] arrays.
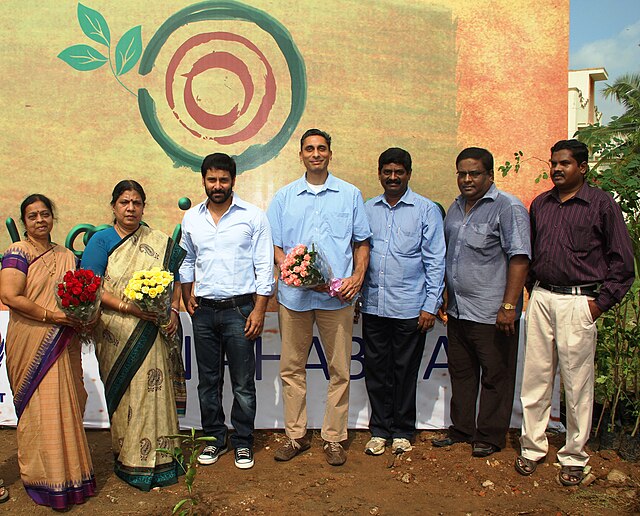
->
[[433, 147, 530, 458], [267, 128, 371, 466], [180, 153, 274, 470], [361, 148, 445, 457]]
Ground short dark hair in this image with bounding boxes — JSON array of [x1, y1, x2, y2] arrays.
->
[[550, 139, 589, 165], [201, 152, 237, 179], [110, 180, 146, 207], [300, 128, 331, 150], [455, 147, 493, 172], [20, 194, 55, 225], [378, 147, 412, 172]]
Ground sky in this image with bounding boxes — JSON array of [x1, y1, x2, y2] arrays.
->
[[570, 0, 640, 123]]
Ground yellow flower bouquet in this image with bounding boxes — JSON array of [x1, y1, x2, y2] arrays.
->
[[124, 267, 175, 332]]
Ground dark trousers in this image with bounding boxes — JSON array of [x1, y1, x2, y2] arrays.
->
[[191, 300, 256, 448], [446, 316, 519, 449], [362, 313, 426, 440]]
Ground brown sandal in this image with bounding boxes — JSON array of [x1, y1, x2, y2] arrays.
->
[[0, 480, 9, 503], [559, 465, 585, 486], [514, 455, 537, 476]]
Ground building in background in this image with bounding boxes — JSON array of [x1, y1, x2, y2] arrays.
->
[[568, 68, 608, 138]]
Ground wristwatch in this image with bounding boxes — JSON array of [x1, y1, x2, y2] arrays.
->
[[501, 303, 516, 310]]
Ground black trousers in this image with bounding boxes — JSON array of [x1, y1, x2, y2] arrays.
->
[[362, 313, 426, 440], [446, 316, 519, 449]]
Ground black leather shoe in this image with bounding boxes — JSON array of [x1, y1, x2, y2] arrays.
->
[[471, 441, 499, 457], [432, 437, 467, 448]]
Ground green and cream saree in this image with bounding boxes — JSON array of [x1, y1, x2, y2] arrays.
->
[[89, 225, 186, 491]]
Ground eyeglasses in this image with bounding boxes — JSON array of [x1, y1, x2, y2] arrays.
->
[[455, 171, 487, 179], [381, 169, 408, 177]]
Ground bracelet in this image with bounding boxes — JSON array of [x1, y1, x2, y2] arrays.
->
[[171, 307, 180, 316], [118, 301, 125, 313], [42, 309, 47, 322]]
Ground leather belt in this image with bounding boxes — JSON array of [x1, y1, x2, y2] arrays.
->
[[538, 282, 600, 297], [197, 294, 254, 310]]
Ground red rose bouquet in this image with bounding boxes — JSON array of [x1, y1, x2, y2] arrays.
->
[[280, 244, 331, 288], [56, 268, 103, 345]]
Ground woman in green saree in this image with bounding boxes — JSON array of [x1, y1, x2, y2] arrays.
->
[[81, 180, 186, 491]]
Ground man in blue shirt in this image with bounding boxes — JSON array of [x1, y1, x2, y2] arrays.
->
[[361, 148, 446, 456], [179, 153, 274, 470], [433, 147, 530, 457], [267, 128, 371, 466]]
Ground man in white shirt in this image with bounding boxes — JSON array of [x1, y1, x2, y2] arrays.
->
[[180, 153, 274, 470]]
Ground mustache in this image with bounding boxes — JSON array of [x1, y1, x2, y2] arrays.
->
[[385, 179, 401, 185]]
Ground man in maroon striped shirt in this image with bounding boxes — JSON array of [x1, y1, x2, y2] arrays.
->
[[515, 139, 634, 486]]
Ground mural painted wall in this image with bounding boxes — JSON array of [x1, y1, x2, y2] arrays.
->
[[0, 0, 568, 252]]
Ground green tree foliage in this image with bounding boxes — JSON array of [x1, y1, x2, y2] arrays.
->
[[577, 73, 640, 444], [577, 72, 640, 265]]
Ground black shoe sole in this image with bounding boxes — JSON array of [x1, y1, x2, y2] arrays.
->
[[432, 438, 467, 448], [472, 444, 499, 457]]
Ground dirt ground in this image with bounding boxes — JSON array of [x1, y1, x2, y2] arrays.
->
[[0, 428, 638, 515]]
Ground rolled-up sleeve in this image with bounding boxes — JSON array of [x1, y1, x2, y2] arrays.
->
[[421, 203, 446, 314], [267, 193, 283, 248], [499, 202, 532, 260], [352, 189, 372, 242], [253, 211, 275, 296], [178, 214, 196, 284]]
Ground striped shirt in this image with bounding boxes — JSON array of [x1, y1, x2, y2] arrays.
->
[[528, 182, 634, 312]]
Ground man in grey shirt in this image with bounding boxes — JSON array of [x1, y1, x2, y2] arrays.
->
[[433, 147, 530, 457]]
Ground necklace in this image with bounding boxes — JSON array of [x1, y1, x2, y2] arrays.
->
[[25, 236, 57, 277]]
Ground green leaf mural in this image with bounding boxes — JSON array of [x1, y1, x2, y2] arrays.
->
[[115, 25, 142, 76], [58, 44, 108, 71], [77, 3, 110, 47]]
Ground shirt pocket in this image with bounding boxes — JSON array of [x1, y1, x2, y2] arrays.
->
[[568, 225, 592, 252], [463, 223, 490, 250], [324, 212, 351, 240], [392, 225, 421, 256]]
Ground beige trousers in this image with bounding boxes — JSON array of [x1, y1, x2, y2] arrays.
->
[[520, 286, 597, 466], [278, 304, 355, 442]]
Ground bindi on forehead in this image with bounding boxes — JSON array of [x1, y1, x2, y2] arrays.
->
[[26, 209, 51, 217]]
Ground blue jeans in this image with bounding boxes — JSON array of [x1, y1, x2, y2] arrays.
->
[[191, 300, 256, 448]]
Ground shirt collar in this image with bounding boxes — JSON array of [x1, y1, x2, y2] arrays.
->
[[294, 172, 340, 195], [374, 186, 416, 208], [550, 181, 592, 204], [454, 182, 498, 210], [197, 194, 247, 214]]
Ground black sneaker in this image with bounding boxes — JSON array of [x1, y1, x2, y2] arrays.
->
[[234, 447, 254, 469], [197, 444, 228, 465]]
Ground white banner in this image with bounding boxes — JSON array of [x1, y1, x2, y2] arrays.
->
[[0, 311, 561, 430]]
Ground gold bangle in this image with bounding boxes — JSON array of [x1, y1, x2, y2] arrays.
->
[[124, 303, 130, 314], [118, 301, 124, 313], [42, 309, 47, 322]]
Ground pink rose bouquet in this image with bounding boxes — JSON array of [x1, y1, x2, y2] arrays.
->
[[280, 244, 330, 288]]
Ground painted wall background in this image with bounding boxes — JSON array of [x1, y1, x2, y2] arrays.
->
[[0, 0, 568, 252]]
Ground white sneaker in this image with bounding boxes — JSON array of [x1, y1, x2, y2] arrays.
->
[[365, 437, 387, 456], [197, 444, 228, 465], [234, 447, 254, 469], [391, 438, 413, 454]]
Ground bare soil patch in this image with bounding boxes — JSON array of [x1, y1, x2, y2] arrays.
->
[[0, 428, 638, 515]]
